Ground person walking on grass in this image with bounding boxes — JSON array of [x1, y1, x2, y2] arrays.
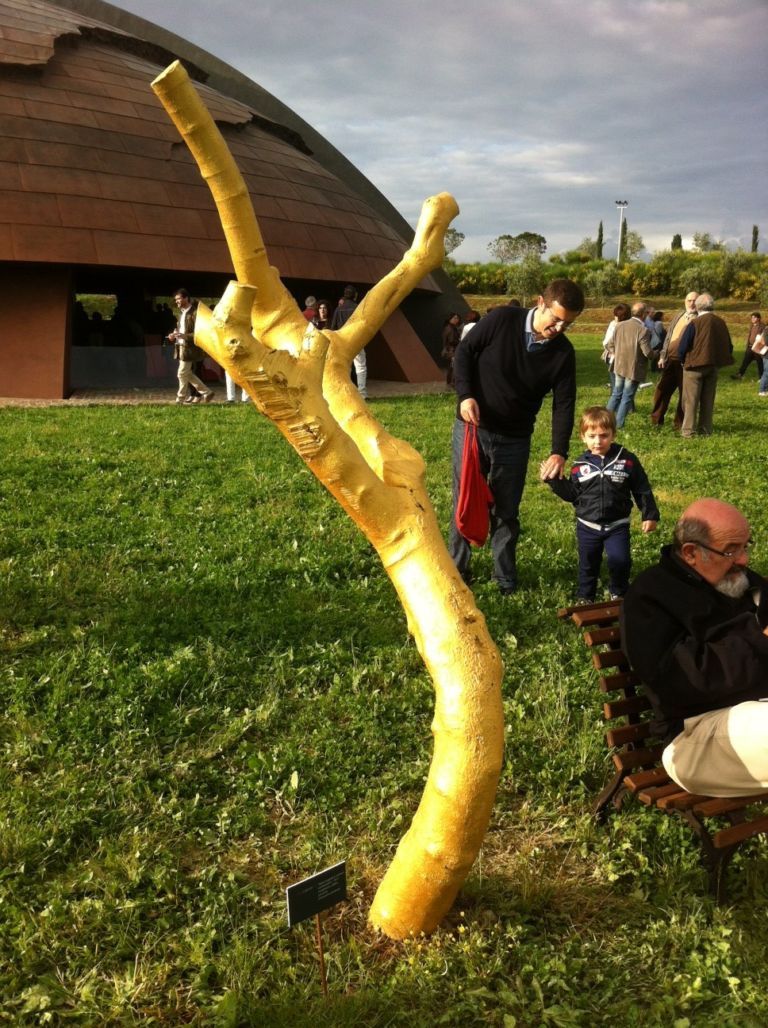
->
[[168, 289, 214, 405], [732, 311, 765, 382], [605, 302, 654, 428], [600, 302, 631, 393], [541, 406, 658, 602]]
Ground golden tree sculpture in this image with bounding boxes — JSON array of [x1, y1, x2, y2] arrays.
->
[[152, 61, 504, 940]]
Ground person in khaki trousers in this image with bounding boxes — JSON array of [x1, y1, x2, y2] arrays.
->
[[650, 291, 698, 429], [168, 288, 214, 404], [677, 293, 733, 437]]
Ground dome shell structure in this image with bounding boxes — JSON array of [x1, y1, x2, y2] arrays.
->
[[0, 0, 460, 397]]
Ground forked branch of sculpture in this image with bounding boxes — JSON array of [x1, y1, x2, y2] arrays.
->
[[152, 61, 504, 940]]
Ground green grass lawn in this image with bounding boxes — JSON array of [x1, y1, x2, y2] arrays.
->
[[3, 336, 768, 1025]]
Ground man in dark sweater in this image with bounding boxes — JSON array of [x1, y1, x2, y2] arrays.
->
[[621, 498, 768, 797], [450, 278, 584, 593]]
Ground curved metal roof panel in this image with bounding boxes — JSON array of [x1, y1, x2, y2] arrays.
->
[[0, 0, 435, 288]]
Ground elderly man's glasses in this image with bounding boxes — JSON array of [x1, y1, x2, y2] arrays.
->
[[696, 540, 753, 560]]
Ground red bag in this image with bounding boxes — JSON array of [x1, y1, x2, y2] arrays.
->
[[455, 422, 494, 546]]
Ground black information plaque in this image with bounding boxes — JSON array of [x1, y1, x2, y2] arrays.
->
[[286, 860, 347, 928]]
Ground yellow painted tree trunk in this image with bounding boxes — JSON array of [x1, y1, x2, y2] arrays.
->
[[152, 62, 504, 939]]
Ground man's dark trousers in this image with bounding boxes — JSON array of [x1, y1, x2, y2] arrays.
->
[[736, 345, 764, 379], [449, 419, 530, 590], [650, 360, 684, 428]]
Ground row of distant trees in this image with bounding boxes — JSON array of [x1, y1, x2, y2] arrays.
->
[[444, 223, 762, 263], [442, 225, 768, 304]]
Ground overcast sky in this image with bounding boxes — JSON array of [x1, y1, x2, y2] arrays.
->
[[117, 0, 767, 263]]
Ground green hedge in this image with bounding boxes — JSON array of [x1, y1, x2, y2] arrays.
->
[[445, 251, 768, 304]]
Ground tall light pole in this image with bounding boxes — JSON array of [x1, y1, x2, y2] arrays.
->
[[615, 200, 628, 266]]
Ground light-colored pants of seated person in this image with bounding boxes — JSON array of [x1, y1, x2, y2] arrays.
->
[[177, 360, 211, 401], [662, 701, 768, 798], [353, 350, 367, 399]]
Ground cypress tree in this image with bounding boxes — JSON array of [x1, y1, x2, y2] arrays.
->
[[596, 220, 604, 259]]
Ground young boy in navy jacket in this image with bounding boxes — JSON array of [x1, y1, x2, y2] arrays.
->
[[541, 405, 659, 601]]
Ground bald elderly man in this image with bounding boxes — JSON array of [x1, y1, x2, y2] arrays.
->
[[621, 498, 768, 797]]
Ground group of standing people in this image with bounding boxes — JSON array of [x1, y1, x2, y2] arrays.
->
[[446, 280, 751, 601], [167, 285, 370, 405], [602, 291, 736, 437], [303, 287, 367, 399], [602, 301, 656, 427]]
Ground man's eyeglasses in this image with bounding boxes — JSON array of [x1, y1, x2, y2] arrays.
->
[[543, 305, 576, 330], [696, 540, 753, 560]]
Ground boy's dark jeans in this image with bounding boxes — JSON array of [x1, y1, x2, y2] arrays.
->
[[576, 521, 631, 600]]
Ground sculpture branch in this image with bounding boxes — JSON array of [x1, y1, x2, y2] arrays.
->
[[152, 62, 504, 939], [152, 61, 306, 356], [328, 193, 459, 363]]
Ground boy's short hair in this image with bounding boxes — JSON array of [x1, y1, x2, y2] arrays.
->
[[579, 405, 616, 435]]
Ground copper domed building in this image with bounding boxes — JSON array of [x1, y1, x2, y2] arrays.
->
[[0, 0, 465, 398]]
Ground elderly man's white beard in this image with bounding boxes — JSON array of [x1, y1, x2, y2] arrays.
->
[[715, 571, 751, 598]]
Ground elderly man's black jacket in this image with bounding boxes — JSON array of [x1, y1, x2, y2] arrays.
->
[[620, 545, 768, 740]]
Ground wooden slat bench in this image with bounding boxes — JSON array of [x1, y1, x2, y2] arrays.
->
[[559, 598, 768, 902]]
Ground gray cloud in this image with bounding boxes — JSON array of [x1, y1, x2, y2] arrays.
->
[[119, 0, 768, 261]]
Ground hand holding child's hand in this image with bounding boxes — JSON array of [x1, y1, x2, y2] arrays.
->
[[539, 454, 565, 480], [641, 520, 658, 533]]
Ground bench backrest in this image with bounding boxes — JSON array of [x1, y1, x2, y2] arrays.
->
[[558, 600, 665, 778]]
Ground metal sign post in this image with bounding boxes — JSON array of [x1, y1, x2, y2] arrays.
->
[[315, 912, 328, 998]]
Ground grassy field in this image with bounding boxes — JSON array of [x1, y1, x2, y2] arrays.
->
[[3, 334, 768, 1025]]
